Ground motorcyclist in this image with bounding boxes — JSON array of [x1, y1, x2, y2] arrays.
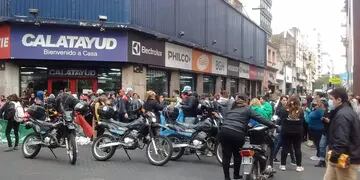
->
[[55, 89, 80, 114], [219, 94, 276, 180], [180, 86, 199, 124]]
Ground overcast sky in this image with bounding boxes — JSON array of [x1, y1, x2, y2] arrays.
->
[[272, 0, 346, 74]]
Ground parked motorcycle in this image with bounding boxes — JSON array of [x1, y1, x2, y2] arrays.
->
[[160, 100, 223, 164], [92, 106, 173, 166], [240, 125, 276, 180], [22, 103, 82, 165]]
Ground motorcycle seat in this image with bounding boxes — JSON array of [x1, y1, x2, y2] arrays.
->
[[166, 123, 196, 133], [108, 119, 140, 128]]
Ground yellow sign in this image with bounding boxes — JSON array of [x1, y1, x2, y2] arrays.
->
[[329, 76, 342, 85]]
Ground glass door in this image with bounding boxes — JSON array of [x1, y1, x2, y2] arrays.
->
[[51, 79, 70, 96], [77, 79, 94, 96]]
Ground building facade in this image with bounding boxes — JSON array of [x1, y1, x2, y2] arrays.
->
[[239, 0, 272, 36], [0, 0, 267, 99]]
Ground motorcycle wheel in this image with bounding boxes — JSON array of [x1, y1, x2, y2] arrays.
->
[[22, 133, 41, 159], [243, 160, 259, 180], [215, 143, 234, 168], [168, 136, 185, 161], [146, 136, 173, 166], [67, 133, 77, 165], [92, 134, 116, 161]]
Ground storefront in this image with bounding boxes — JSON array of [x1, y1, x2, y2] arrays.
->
[[227, 60, 240, 97], [249, 65, 265, 98], [239, 62, 250, 95], [146, 68, 169, 95]]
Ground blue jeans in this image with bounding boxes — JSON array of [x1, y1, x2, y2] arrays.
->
[[319, 134, 328, 161]]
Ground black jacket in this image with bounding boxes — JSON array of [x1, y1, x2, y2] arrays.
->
[[222, 105, 275, 135], [55, 93, 80, 113], [279, 111, 304, 135], [0, 102, 15, 121], [328, 103, 360, 164], [143, 99, 165, 120], [181, 94, 199, 117], [114, 96, 127, 114]]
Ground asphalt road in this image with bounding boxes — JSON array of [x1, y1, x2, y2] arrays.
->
[[0, 144, 348, 180]]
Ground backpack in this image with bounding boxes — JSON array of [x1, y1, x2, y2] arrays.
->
[[12, 101, 25, 122], [2, 102, 15, 120]]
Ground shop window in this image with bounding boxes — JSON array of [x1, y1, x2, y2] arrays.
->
[[97, 68, 122, 93], [230, 78, 239, 97], [180, 73, 196, 92], [203, 75, 215, 96], [146, 69, 169, 96], [20, 67, 48, 98]]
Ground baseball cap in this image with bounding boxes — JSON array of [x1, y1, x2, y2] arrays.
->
[[182, 86, 192, 93], [96, 89, 105, 95]]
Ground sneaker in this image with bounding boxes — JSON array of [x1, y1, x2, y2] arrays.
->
[[290, 160, 296, 166], [296, 166, 304, 172], [4, 147, 13, 152], [13, 146, 18, 151], [315, 161, 326, 168], [310, 156, 320, 161], [279, 165, 286, 171], [274, 159, 280, 164]]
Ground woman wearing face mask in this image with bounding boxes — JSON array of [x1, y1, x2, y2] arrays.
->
[[315, 98, 330, 167]]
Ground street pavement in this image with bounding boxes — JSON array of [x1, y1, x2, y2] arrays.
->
[[0, 143, 355, 180]]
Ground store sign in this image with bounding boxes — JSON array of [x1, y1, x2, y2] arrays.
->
[[239, 62, 249, 79], [227, 60, 239, 77], [192, 50, 212, 73], [48, 68, 97, 77], [257, 68, 265, 80], [212, 56, 227, 75], [0, 25, 11, 59], [128, 33, 165, 66], [165, 43, 192, 70], [11, 25, 127, 61], [249, 66, 257, 80]]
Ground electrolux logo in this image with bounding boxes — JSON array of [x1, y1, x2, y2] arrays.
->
[[132, 41, 141, 56], [131, 40, 163, 57]]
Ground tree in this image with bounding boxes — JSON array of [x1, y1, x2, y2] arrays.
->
[[313, 75, 330, 90]]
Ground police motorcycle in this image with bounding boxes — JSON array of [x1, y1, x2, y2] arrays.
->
[[240, 123, 277, 180], [91, 104, 173, 166], [160, 100, 224, 163], [22, 102, 87, 165]]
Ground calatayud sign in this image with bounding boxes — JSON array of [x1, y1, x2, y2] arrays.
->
[[0, 25, 10, 59], [48, 68, 97, 77], [212, 56, 227, 75], [165, 42, 192, 70], [11, 25, 127, 61]]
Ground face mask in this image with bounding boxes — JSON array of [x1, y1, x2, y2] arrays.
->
[[328, 99, 335, 110]]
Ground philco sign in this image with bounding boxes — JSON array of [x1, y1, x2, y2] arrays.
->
[[128, 33, 165, 66], [239, 62, 249, 79], [165, 42, 192, 70], [212, 55, 227, 75]]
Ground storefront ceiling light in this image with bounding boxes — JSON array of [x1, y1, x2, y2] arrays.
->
[[108, 72, 121, 75], [35, 67, 47, 70], [110, 68, 121, 72], [21, 72, 34, 75]]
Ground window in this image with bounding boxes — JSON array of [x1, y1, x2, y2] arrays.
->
[[20, 67, 48, 98], [97, 68, 122, 93], [203, 75, 215, 96], [147, 69, 169, 96], [180, 73, 197, 92]]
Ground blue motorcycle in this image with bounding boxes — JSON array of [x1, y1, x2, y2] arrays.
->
[[160, 102, 224, 164]]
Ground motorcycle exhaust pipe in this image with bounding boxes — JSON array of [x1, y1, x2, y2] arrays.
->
[[26, 141, 44, 146], [98, 142, 122, 148], [172, 144, 189, 148]]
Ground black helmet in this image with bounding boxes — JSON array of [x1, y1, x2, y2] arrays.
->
[[98, 105, 115, 120], [128, 99, 142, 112], [27, 105, 47, 121], [74, 101, 89, 115]]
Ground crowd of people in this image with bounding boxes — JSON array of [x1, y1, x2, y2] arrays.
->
[[1, 86, 360, 180]]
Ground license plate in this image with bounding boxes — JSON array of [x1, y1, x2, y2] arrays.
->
[[242, 157, 253, 164]]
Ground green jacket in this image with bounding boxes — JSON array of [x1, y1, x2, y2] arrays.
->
[[261, 101, 273, 121], [250, 105, 268, 119]]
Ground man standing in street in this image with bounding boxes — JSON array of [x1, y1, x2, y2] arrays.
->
[[324, 88, 360, 180]]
